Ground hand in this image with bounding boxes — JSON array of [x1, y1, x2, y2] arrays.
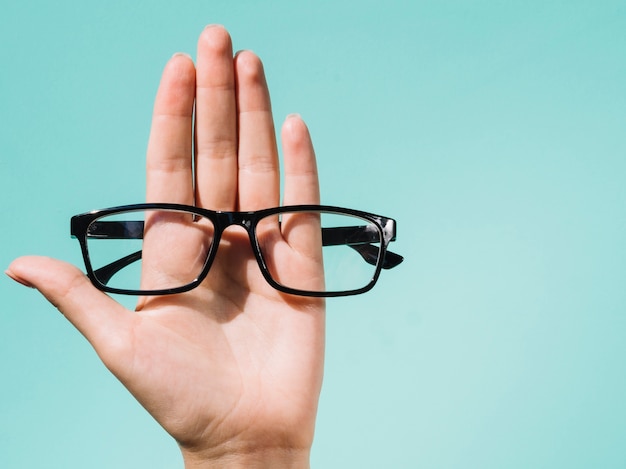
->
[[7, 25, 324, 468]]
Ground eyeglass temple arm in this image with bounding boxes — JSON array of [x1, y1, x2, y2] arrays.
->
[[320, 225, 403, 269], [88, 221, 403, 285], [94, 250, 142, 285]]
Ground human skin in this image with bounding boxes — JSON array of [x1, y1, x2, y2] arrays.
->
[[6, 25, 325, 468]]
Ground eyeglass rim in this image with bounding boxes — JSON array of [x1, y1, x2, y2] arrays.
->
[[71, 203, 400, 297]]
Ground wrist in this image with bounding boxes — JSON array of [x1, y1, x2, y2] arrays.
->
[[181, 446, 311, 469]]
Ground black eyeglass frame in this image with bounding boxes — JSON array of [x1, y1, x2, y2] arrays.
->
[[71, 203, 402, 297]]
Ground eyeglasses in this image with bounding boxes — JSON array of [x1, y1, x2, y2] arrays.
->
[[71, 203, 403, 297]]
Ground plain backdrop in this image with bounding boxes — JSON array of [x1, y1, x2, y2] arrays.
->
[[1, 1, 625, 467]]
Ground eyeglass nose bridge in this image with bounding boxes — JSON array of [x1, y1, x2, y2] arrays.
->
[[213, 211, 255, 232]]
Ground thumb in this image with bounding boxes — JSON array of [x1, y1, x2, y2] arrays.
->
[[6, 255, 135, 352]]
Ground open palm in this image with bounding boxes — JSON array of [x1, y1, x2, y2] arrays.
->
[[8, 25, 325, 468]]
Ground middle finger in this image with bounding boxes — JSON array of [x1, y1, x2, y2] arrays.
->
[[194, 25, 238, 211]]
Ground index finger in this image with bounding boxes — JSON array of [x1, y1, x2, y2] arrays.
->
[[145, 53, 196, 205]]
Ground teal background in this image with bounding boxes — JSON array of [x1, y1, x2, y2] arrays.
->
[[2, 1, 625, 467]]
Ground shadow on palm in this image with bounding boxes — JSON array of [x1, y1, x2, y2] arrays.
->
[[135, 209, 324, 317]]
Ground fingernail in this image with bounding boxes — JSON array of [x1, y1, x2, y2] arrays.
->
[[204, 23, 224, 30], [234, 49, 254, 58], [171, 52, 192, 60], [5, 269, 34, 288], [286, 113, 301, 120]]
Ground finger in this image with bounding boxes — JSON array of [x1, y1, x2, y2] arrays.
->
[[235, 50, 280, 211], [194, 25, 238, 211], [146, 53, 196, 205], [278, 115, 322, 263], [6, 256, 135, 357], [281, 115, 320, 206]]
